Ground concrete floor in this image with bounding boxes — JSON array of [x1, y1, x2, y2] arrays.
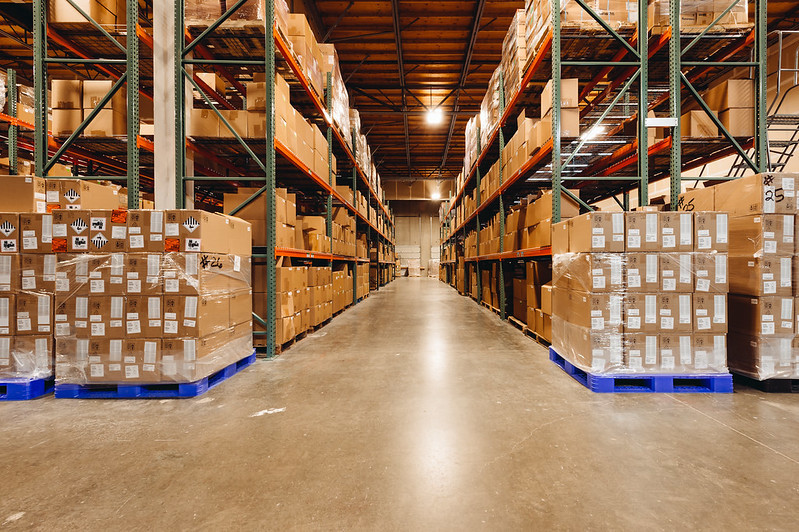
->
[[2, 277, 799, 529]]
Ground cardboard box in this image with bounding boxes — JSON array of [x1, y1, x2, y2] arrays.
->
[[51, 79, 82, 109], [120, 339, 160, 383], [124, 253, 163, 295], [551, 288, 622, 333], [677, 187, 715, 212], [0, 213, 19, 253], [659, 335, 696, 372], [727, 333, 794, 380], [681, 110, 718, 138], [692, 334, 728, 372], [551, 318, 622, 373], [624, 293, 659, 333], [625, 333, 660, 371], [162, 294, 228, 337], [625, 212, 660, 251], [625, 253, 659, 293], [551, 220, 569, 254], [19, 254, 55, 294], [164, 210, 232, 254], [229, 290, 252, 326], [525, 190, 580, 227], [728, 214, 794, 257], [538, 110, 580, 139], [659, 253, 693, 293], [729, 295, 794, 336], [693, 252, 729, 293], [88, 209, 128, 252], [218, 110, 248, 138], [568, 212, 625, 253], [703, 79, 754, 111], [557, 252, 624, 293], [693, 293, 728, 333], [84, 109, 126, 137], [541, 284, 552, 315], [127, 209, 164, 252], [19, 213, 54, 253], [657, 293, 693, 333], [125, 295, 162, 337], [246, 82, 267, 110], [47, 179, 121, 210], [52, 109, 83, 137], [52, 209, 91, 252], [188, 108, 219, 137], [15, 293, 52, 335], [714, 173, 797, 215], [541, 78, 579, 117], [51, 0, 125, 26], [247, 111, 266, 138], [197, 72, 226, 97], [0, 176, 46, 214], [720, 108, 755, 137], [659, 212, 693, 252], [730, 255, 793, 297], [694, 212, 729, 252]]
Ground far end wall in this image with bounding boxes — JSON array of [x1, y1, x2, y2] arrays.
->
[[393, 200, 443, 276]]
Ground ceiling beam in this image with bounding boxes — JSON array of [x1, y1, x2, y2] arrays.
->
[[322, 1, 354, 42], [391, 0, 412, 179], [440, 0, 487, 171]]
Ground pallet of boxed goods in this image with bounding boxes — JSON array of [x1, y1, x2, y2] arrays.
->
[[549, 210, 733, 393], [51, 209, 256, 399]]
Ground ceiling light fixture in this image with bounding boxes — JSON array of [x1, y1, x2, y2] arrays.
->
[[426, 107, 443, 125], [431, 190, 441, 200]]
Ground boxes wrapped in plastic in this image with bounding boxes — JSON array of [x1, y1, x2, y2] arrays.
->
[[0, 336, 54, 380], [185, 0, 266, 28], [480, 67, 501, 149], [726, 334, 797, 380], [53, 248, 253, 385]]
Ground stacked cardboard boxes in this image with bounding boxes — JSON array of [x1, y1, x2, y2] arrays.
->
[[540, 78, 580, 139], [223, 187, 299, 249], [44, 209, 254, 386], [502, 9, 527, 105], [51, 79, 127, 137], [552, 210, 729, 374], [711, 173, 799, 379], [524, 261, 553, 342]]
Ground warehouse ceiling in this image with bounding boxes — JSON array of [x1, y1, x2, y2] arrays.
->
[[309, 0, 525, 183]]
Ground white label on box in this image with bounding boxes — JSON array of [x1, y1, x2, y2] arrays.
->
[[148, 319, 161, 328], [679, 295, 691, 324], [661, 317, 674, 330], [697, 317, 710, 330], [591, 317, 604, 330], [680, 255, 691, 283], [628, 274, 641, 288], [127, 280, 142, 293], [764, 240, 777, 254], [38, 296, 50, 324], [592, 276, 606, 289], [764, 184, 776, 213], [663, 227, 674, 235], [592, 228, 604, 235], [611, 213, 623, 234], [645, 337, 657, 364], [129, 226, 141, 234], [628, 316, 641, 329], [183, 339, 197, 361], [629, 356, 642, 370], [144, 342, 157, 364], [628, 235, 641, 249], [698, 236, 711, 249], [125, 365, 139, 379], [22, 277, 35, 290], [662, 235, 676, 248], [148, 297, 160, 319], [164, 321, 178, 334], [147, 254, 160, 276], [680, 213, 692, 245], [110, 319, 123, 328], [164, 279, 179, 293], [697, 308, 708, 317], [1, 239, 16, 253], [715, 255, 727, 283], [695, 351, 708, 370], [609, 296, 621, 324], [762, 358, 776, 376], [46, 190, 59, 203], [55, 323, 70, 336], [186, 254, 199, 276], [129, 234, 144, 249], [646, 255, 657, 283], [714, 295, 725, 323], [90, 217, 106, 231], [696, 279, 710, 292], [112, 225, 127, 239], [151, 211, 164, 233], [645, 296, 656, 323], [661, 356, 675, 371], [680, 337, 691, 364], [186, 238, 201, 251], [127, 320, 141, 334], [22, 237, 37, 250], [91, 322, 105, 336], [185, 296, 198, 319], [610, 257, 622, 286], [183, 319, 196, 328], [764, 281, 777, 294], [762, 322, 775, 335], [17, 318, 31, 331], [716, 214, 728, 243], [90, 279, 104, 293], [151, 234, 163, 242], [165, 312, 176, 320], [764, 231, 775, 239], [781, 258, 791, 287], [234, 255, 241, 272], [90, 364, 104, 378], [591, 310, 602, 317], [592, 235, 605, 249], [88, 355, 101, 364], [645, 214, 657, 242], [663, 278, 676, 291], [780, 339, 792, 365], [165, 222, 179, 237], [75, 297, 88, 319], [53, 224, 66, 237], [782, 298, 793, 321], [71, 236, 88, 250]]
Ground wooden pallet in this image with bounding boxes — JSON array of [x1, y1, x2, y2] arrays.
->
[[524, 327, 552, 348]]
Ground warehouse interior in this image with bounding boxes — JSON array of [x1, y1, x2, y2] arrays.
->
[[2, 0, 799, 528]]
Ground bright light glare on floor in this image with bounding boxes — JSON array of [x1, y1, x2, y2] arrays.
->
[[426, 107, 443, 125], [582, 126, 605, 140]]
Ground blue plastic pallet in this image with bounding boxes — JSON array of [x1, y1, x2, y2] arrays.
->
[[549, 348, 733, 393], [54, 352, 257, 399], [0, 377, 55, 401]]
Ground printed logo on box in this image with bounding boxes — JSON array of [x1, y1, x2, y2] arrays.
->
[[91, 217, 107, 231], [186, 238, 201, 251], [91, 233, 109, 249], [0, 221, 16, 236], [1, 240, 17, 252], [70, 219, 88, 234], [72, 236, 88, 250], [183, 216, 200, 233], [63, 189, 80, 203]]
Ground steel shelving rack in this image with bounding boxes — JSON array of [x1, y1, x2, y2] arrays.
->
[[174, 0, 395, 357], [440, 0, 767, 325]]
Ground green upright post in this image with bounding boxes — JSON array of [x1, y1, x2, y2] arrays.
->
[[7, 69, 17, 175], [754, 0, 767, 171], [265, 0, 277, 357], [637, 1, 649, 208], [551, 0, 562, 224], [497, 70, 506, 320], [175, 0, 186, 208], [127, 0, 140, 209], [669, 0, 682, 206], [33, 0, 47, 177]]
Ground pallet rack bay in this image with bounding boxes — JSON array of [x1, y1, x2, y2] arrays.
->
[[441, 0, 767, 332]]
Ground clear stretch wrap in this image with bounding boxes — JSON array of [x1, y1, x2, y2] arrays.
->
[[480, 67, 501, 149], [54, 250, 252, 385], [464, 114, 480, 172], [650, 0, 749, 30], [551, 211, 732, 375], [501, 9, 527, 103], [184, 0, 267, 27], [0, 253, 56, 381]]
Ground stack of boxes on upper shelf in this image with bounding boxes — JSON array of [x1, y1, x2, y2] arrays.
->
[[0, 174, 254, 386], [683, 174, 799, 380], [551, 207, 730, 375], [680, 79, 755, 138]]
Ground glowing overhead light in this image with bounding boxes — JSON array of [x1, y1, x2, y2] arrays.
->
[[426, 107, 443, 125], [431, 191, 441, 200]]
